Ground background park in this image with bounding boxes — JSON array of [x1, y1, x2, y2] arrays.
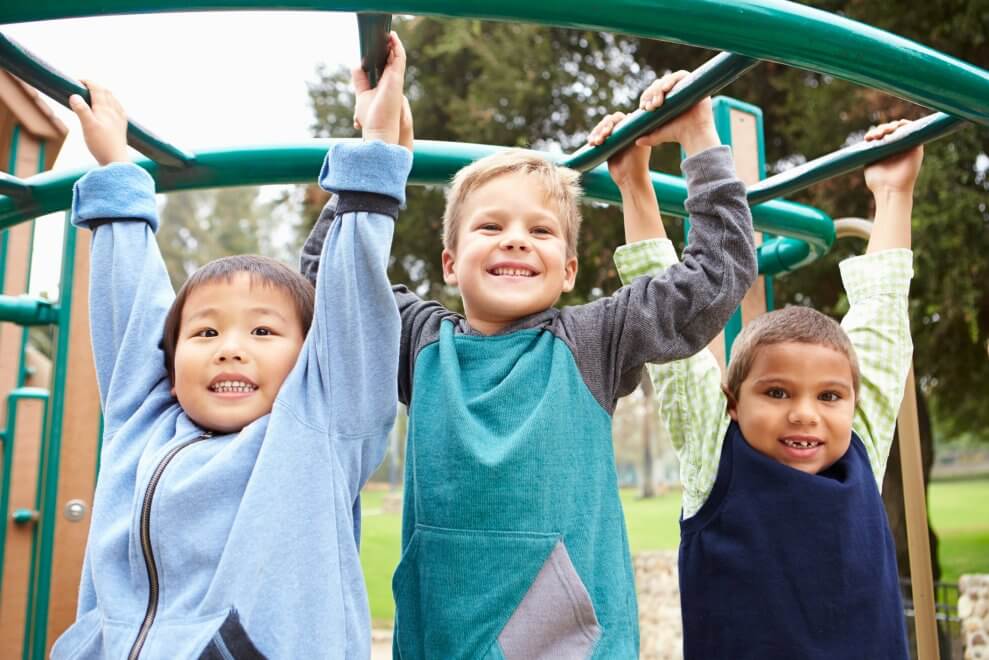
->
[[138, 6, 989, 625], [3, 0, 988, 657]]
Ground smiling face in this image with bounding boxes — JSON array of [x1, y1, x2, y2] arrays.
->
[[172, 272, 306, 433], [442, 171, 578, 334], [728, 341, 857, 474]]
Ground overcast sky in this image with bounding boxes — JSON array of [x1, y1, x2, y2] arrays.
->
[[4, 11, 361, 295]]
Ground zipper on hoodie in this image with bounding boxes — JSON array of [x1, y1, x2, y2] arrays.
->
[[128, 431, 213, 660]]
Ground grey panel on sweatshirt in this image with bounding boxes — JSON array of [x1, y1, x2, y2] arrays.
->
[[496, 541, 600, 660]]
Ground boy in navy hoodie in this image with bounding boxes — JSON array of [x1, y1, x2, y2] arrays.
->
[[597, 88, 921, 659], [51, 34, 411, 659]]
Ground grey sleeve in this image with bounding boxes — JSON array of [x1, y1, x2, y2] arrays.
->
[[300, 196, 337, 286], [301, 197, 452, 407], [564, 145, 757, 413]]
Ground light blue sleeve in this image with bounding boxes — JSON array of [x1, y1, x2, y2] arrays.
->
[[71, 163, 175, 436], [282, 141, 410, 499]]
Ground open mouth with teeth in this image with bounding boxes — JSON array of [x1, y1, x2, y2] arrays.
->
[[780, 438, 823, 450], [488, 266, 537, 278], [209, 380, 259, 394]]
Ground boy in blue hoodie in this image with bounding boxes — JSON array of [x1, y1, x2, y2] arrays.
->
[[302, 68, 758, 658], [597, 95, 921, 659], [51, 34, 411, 659]]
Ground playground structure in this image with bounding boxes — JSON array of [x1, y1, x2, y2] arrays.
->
[[0, 1, 986, 658]]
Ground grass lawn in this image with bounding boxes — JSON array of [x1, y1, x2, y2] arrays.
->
[[360, 478, 989, 626]]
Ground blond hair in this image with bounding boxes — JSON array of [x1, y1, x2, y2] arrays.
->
[[726, 306, 861, 402], [442, 149, 583, 258]]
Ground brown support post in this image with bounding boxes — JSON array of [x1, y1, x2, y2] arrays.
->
[[897, 369, 940, 660], [0, 134, 40, 657], [834, 218, 939, 660], [44, 227, 99, 654]]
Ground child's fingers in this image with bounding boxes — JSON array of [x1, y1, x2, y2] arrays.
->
[[864, 119, 911, 141], [351, 65, 372, 95], [588, 111, 626, 145], [382, 32, 407, 88], [68, 94, 94, 124]]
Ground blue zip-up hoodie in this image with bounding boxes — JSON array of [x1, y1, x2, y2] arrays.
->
[[50, 141, 411, 659]]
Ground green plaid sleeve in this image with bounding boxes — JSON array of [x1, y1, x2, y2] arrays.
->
[[839, 248, 914, 487], [615, 240, 732, 519]]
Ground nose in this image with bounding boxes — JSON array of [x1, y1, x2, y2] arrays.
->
[[787, 397, 819, 425], [214, 335, 246, 363], [499, 225, 531, 251]]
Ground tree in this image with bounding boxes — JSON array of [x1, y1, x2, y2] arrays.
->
[[158, 186, 302, 289], [305, 4, 988, 581]]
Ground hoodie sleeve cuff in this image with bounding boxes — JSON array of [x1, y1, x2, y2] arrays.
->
[[319, 141, 413, 206], [71, 162, 158, 232]]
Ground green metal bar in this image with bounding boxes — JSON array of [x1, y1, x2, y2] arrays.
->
[[563, 52, 759, 172], [0, 296, 58, 326], [357, 13, 392, 88], [0, 1, 986, 126], [0, 171, 30, 198], [0, 388, 48, 598], [0, 33, 195, 169], [24, 212, 75, 660], [748, 112, 967, 204], [0, 140, 835, 268]]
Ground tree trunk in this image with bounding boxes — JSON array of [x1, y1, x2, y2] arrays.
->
[[640, 371, 656, 499]]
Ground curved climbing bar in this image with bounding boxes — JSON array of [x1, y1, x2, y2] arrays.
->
[[1, 1, 987, 127], [748, 112, 966, 204], [357, 13, 393, 88], [563, 52, 759, 172], [0, 139, 833, 274], [0, 32, 195, 168]]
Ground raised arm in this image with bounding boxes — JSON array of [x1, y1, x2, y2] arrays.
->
[[568, 73, 756, 404], [69, 83, 175, 435], [293, 33, 414, 497], [843, 120, 921, 484]]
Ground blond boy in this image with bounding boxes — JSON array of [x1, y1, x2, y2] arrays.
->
[[303, 71, 757, 659]]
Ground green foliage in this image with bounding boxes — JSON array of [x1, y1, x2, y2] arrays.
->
[[306, 7, 989, 439]]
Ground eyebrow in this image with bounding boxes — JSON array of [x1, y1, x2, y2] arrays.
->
[[472, 206, 559, 224], [184, 306, 291, 324], [752, 376, 851, 391]]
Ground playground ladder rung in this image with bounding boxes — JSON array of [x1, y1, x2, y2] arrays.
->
[[0, 32, 196, 169], [0, 294, 59, 326], [562, 51, 759, 173], [747, 112, 966, 204]]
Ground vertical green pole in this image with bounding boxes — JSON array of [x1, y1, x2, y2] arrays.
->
[[17, 140, 45, 388], [711, 96, 768, 360], [24, 211, 75, 660], [0, 389, 49, 597], [0, 125, 19, 302]]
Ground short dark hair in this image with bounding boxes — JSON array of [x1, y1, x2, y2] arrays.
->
[[162, 255, 315, 384], [726, 305, 861, 402]]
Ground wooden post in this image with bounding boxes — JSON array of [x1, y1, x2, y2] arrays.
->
[[834, 218, 939, 660]]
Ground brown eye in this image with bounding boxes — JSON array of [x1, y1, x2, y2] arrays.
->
[[194, 328, 217, 338], [252, 327, 273, 336]]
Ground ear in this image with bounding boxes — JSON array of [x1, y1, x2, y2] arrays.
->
[[560, 255, 579, 293], [441, 248, 458, 286], [722, 383, 739, 421]]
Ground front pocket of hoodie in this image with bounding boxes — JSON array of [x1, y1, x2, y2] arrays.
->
[[198, 609, 267, 660], [392, 526, 600, 660]]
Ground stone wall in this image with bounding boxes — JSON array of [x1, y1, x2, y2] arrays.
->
[[635, 551, 683, 660], [961, 574, 989, 659]]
